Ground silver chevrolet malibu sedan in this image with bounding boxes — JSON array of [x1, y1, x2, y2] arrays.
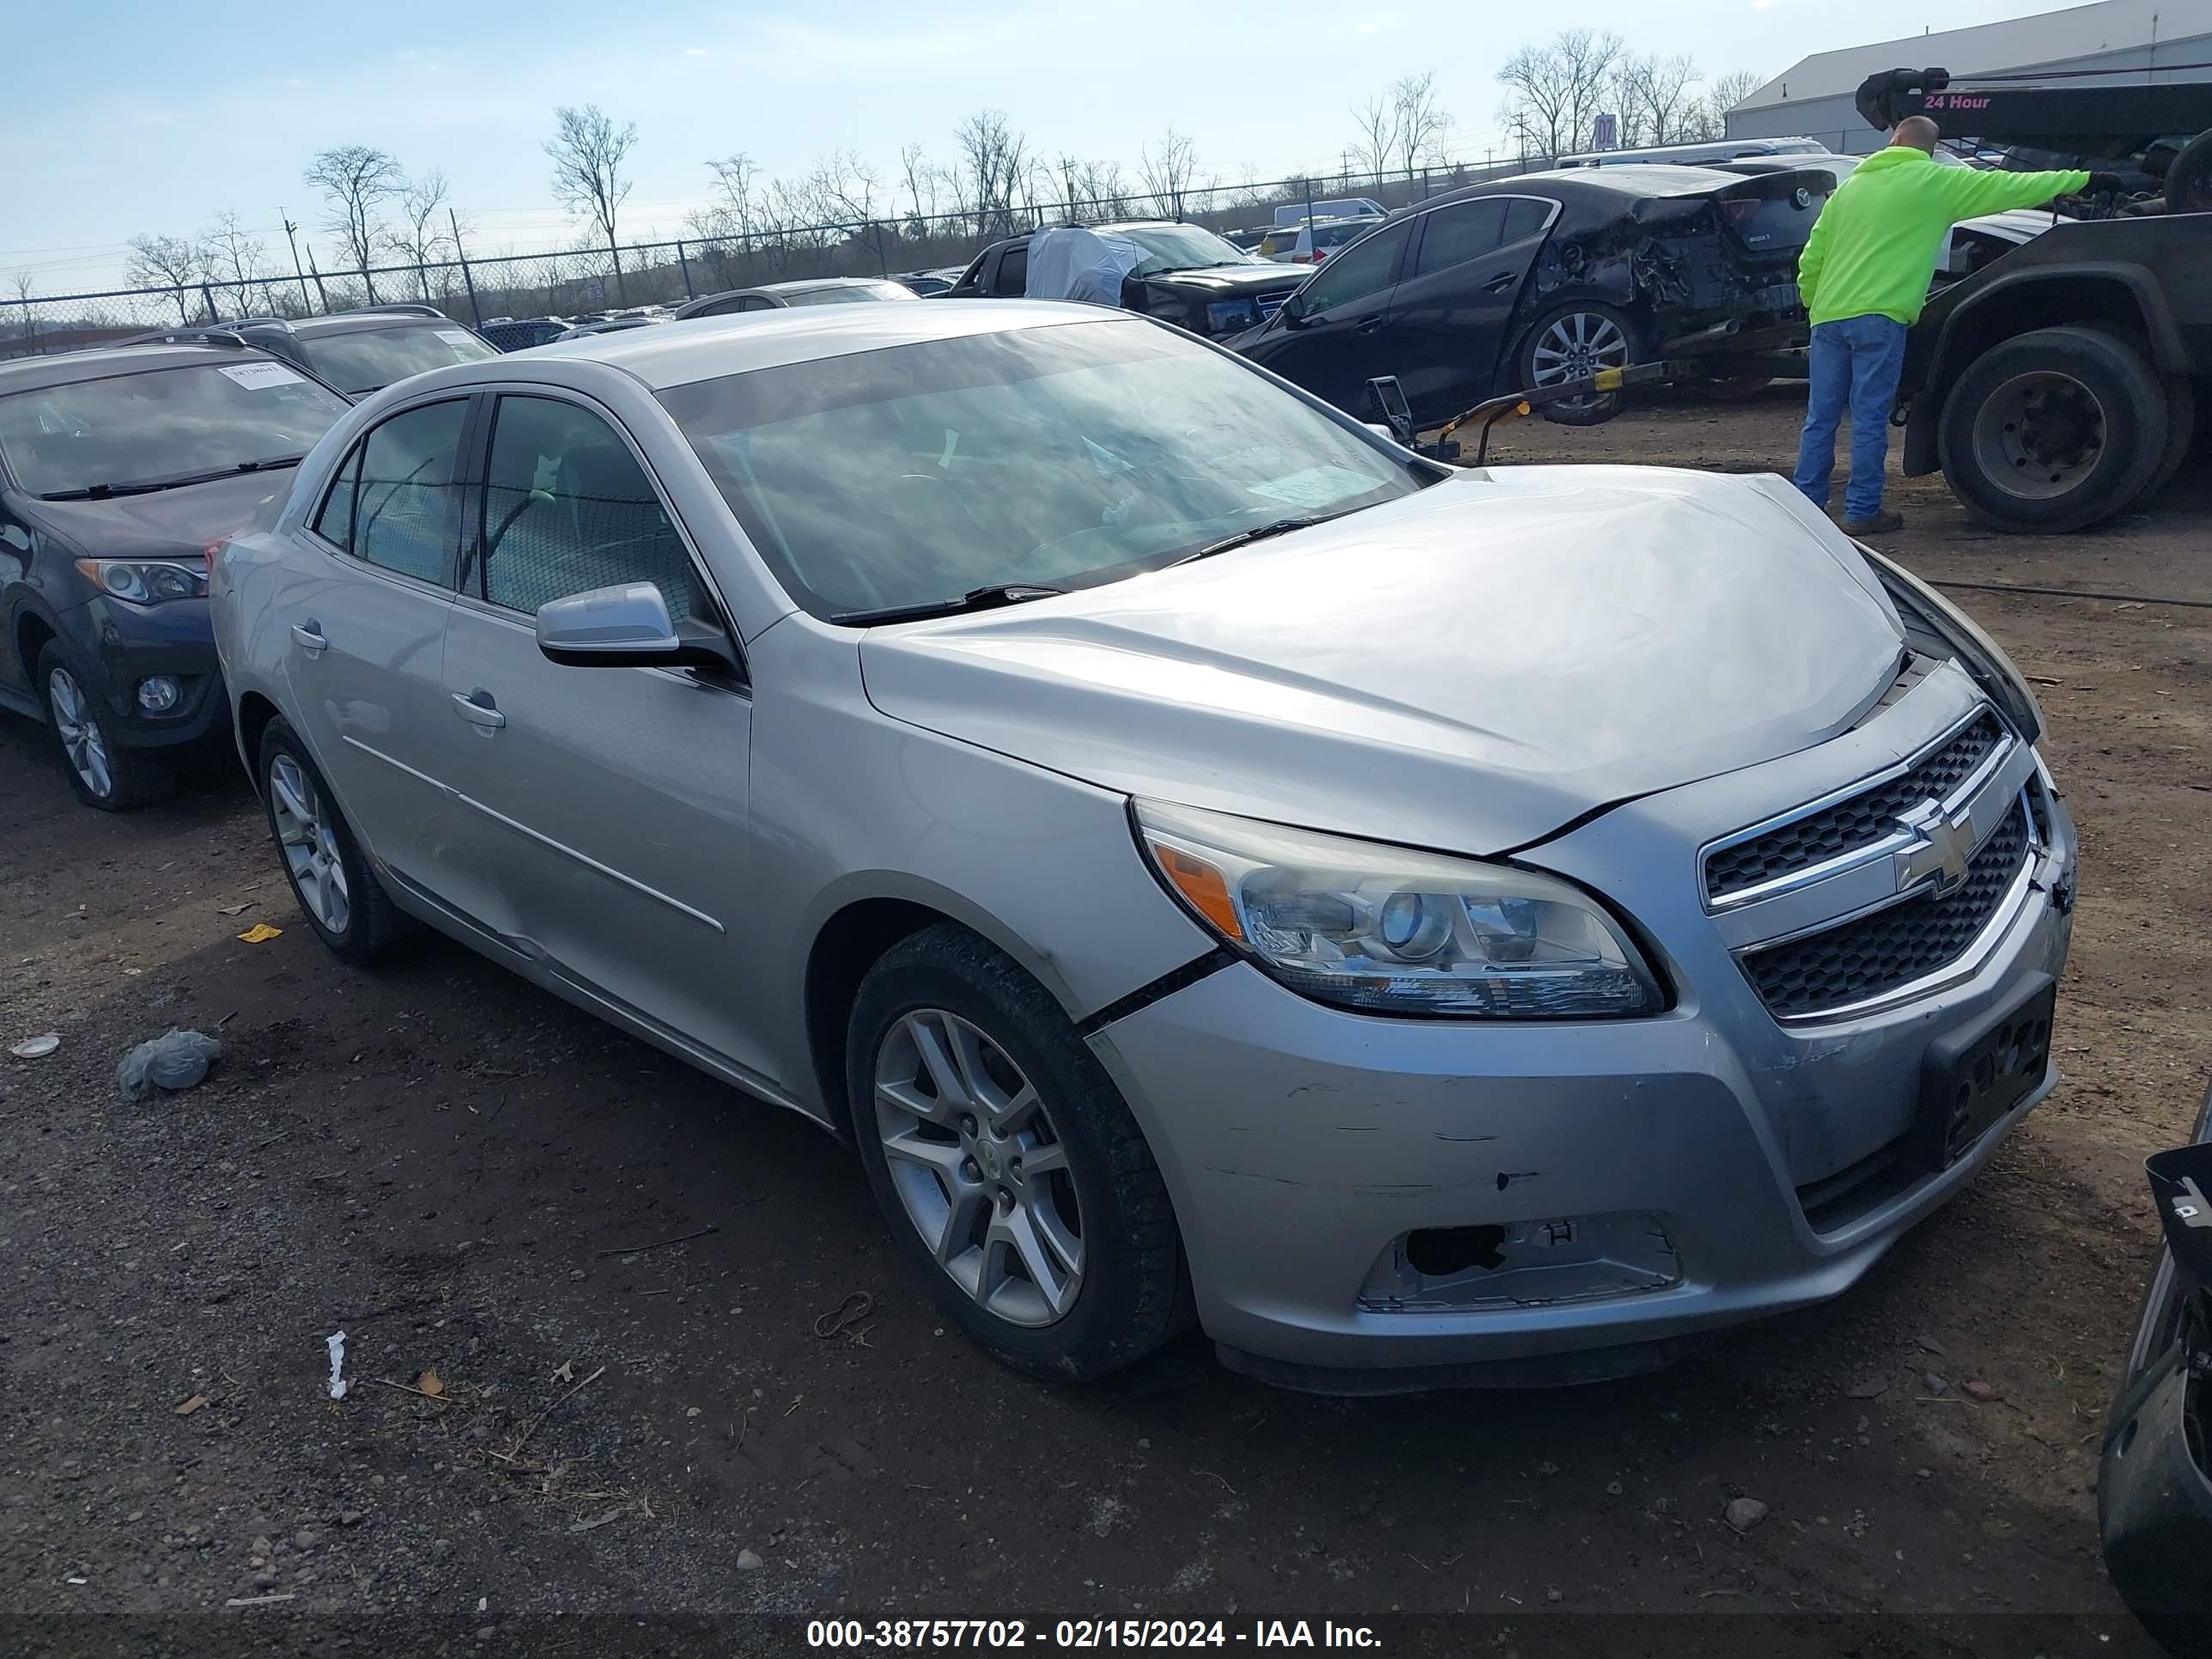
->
[[210, 302, 2075, 1391]]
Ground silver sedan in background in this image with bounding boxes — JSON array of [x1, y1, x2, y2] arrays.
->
[[210, 304, 2075, 1390]]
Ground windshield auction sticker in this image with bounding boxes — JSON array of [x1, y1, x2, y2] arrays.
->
[[215, 362, 309, 391]]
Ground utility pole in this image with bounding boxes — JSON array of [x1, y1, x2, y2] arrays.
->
[[448, 208, 481, 326], [305, 248, 330, 314], [280, 210, 313, 315]]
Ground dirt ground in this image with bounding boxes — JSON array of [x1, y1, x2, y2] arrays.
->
[[3, 392, 2207, 1656]]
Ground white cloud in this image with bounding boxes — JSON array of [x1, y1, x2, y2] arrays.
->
[[684, 46, 708, 57]]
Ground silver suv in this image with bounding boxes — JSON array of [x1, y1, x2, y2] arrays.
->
[[210, 303, 2075, 1390]]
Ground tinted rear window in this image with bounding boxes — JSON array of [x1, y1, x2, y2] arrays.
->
[[297, 322, 499, 395]]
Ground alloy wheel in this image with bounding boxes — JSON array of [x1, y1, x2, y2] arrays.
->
[[872, 1008, 1085, 1327], [269, 754, 351, 936], [1972, 371, 2106, 500], [1530, 312, 1631, 386], [46, 666, 112, 799]]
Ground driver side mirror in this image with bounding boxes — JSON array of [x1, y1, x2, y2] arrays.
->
[[1279, 291, 1308, 328], [535, 582, 740, 674], [2149, 1140, 2212, 1291]]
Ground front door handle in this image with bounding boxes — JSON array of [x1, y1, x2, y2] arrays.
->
[[1354, 316, 1387, 334], [291, 621, 326, 654], [453, 689, 507, 729], [1484, 271, 1518, 294]]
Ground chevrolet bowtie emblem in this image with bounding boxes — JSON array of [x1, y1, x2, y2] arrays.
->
[[1894, 799, 1973, 896]]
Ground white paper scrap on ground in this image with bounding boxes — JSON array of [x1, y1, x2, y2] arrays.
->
[[325, 1330, 349, 1400]]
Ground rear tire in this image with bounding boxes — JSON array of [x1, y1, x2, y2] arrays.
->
[[1936, 325, 2169, 532], [845, 922, 1188, 1382], [256, 718, 412, 963], [36, 643, 171, 811], [1514, 301, 1644, 428], [2147, 375, 2197, 502]]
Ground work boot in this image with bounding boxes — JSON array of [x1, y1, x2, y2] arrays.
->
[[1842, 508, 1905, 536]]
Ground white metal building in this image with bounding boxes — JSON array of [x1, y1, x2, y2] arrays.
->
[[1726, 0, 2212, 154]]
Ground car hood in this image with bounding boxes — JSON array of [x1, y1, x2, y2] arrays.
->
[[1140, 264, 1301, 294], [860, 466, 1907, 855], [27, 468, 293, 559]]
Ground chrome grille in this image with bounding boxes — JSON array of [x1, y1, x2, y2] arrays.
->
[[1705, 711, 2004, 902], [1740, 799, 2032, 1019]]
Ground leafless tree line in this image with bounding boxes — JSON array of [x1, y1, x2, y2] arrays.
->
[[1497, 32, 1762, 160]]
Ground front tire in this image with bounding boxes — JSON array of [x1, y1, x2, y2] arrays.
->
[[845, 922, 1187, 1382], [1937, 325, 2169, 533], [1515, 301, 1644, 427], [257, 718, 410, 963], [36, 644, 171, 811]]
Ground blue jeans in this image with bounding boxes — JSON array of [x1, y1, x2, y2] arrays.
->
[[1794, 315, 1908, 520]]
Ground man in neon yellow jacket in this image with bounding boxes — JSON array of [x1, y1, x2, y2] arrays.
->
[[1793, 117, 2108, 534]]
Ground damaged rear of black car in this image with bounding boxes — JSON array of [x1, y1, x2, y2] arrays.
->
[[1232, 164, 1830, 428]]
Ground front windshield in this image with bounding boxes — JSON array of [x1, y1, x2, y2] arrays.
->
[[659, 317, 1429, 621], [299, 322, 498, 394], [0, 362, 350, 498], [1122, 225, 1255, 275]]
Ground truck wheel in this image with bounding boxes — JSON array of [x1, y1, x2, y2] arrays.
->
[[1937, 325, 2169, 532], [1516, 302, 1644, 427], [2166, 130, 2212, 215], [2147, 375, 2197, 501]]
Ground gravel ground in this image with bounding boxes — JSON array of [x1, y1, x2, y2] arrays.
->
[[3, 392, 2204, 1657]]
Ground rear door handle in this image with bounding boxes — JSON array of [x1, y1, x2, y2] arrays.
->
[[291, 621, 326, 654], [453, 689, 506, 729], [1484, 272, 1518, 294]]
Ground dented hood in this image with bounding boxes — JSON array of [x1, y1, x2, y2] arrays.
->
[[859, 466, 1905, 854]]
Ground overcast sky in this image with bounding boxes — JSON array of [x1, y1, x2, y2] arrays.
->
[[4, 0, 2054, 292]]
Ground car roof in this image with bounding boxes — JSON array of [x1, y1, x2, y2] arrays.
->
[[0, 342, 274, 394], [460, 301, 1124, 391], [758, 276, 896, 294], [286, 312, 465, 337], [1439, 164, 1763, 204]]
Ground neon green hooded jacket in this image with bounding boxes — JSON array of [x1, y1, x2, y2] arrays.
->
[[1797, 148, 2089, 328]]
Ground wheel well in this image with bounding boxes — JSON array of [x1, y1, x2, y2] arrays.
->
[[15, 611, 56, 689], [1942, 277, 2155, 385], [804, 898, 950, 1139], [234, 693, 282, 793]]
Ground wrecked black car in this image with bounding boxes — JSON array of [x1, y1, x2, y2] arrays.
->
[[1232, 165, 1830, 427], [939, 221, 1304, 341]]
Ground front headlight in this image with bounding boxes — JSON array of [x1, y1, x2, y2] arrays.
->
[[1206, 298, 1259, 334], [1134, 800, 1663, 1018], [76, 558, 208, 605]]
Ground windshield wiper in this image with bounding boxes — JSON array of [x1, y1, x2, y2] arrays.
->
[[38, 453, 308, 501], [1174, 516, 1325, 564], [832, 584, 1066, 627]]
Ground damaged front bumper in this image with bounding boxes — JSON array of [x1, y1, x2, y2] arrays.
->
[[1085, 714, 2077, 1393]]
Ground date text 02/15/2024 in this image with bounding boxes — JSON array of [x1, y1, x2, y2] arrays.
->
[[805, 1620, 1383, 1650]]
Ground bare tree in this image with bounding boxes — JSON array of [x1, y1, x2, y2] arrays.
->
[[1390, 72, 1456, 179], [1138, 126, 1201, 221], [1348, 94, 1399, 185], [125, 234, 206, 323], [9, 271, 37, 355], [1698, 70, 1765, 140], [898, 143, 944, 232], [1498, 29, 1626, 161], [1613, 54, 1706, 149], [1057, 156, 1129, 222], [303, 145, 405, 300], [383, 170, 459, 300], [953, 111, 1032, 238], [545, 104, 638, 301]]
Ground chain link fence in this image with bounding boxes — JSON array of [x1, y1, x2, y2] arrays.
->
[[2, 160, 1547, 362]]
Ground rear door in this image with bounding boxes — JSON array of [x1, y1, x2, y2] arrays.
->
[[1243, 217, 1413, 415], [273, 394, 476, 896], [1389, 196, 1556, 420], [435, 390, 769, 1080]]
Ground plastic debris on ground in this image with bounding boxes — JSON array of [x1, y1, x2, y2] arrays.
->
[[237, 923, 283, 944], [10, 1033, 61, 1059], [115, 1030, 222, 1099], [325, 1331, 349, 1400]]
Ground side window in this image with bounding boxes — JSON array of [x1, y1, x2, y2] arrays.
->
[[336, 400, 468, 586], [738, 295, 775, 313], [995, 246, 1028, 295], [313, 442, 362, 549], [1413, 201, 1510, 276], [1502, 197, 1554, 245], [478, 396, 705, 624], [1299, 220, 1409, 313]]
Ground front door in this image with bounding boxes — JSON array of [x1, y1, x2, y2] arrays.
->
[[1247, 217, 1412, 416], [274, 396, 475, 897], [436, 391, 769, 1081]]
